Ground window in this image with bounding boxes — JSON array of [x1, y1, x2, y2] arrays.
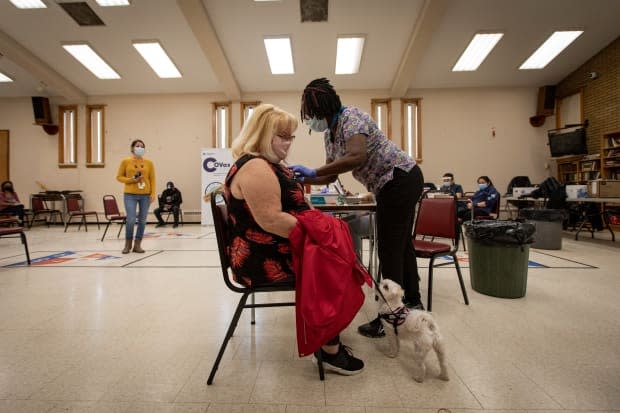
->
[[86, 105, 106, 167], [556, 91, 582, 129], [241, 101, 261, 129], [58, 105, 77, 167], [212, 102, 232, 148], [401, 98, 422, 161], [370, 99, 391, 139]]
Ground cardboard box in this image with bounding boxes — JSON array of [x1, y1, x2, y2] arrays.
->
[[566, 185, 588, 199], [587, 180, 620, 198], [512, 187, 537, 198]]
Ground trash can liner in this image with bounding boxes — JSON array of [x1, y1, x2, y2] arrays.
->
[[464, 220, 535, 246], [518, 208, 568, 222]]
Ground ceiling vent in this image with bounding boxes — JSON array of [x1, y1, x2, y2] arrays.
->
[[58, 2, 105, 26], [300, 0, 328, 22]]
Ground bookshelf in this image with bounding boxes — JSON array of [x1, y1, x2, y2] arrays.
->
[[601, 130, 620, 179], [556, 155, 600, 184]]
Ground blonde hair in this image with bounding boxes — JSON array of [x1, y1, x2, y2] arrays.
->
[[231, 103, 298, 163]]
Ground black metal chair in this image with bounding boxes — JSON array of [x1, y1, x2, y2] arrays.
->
[[29, 195, 64, 228], [101, 195, 126, 241], [413, 196, 469, 312], [207, 194, 324, 385], [0, 226, 31, 265], [64, 194, 100, 232]]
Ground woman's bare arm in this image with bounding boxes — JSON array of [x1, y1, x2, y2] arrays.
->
[[232, 158, 298, 238]]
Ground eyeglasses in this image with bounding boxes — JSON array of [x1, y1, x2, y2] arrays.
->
[[276, 134, 296, 142]]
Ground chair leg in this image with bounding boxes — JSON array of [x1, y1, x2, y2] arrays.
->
[[250, 293, 256, 325], [117, 222, 124, 239], [101, 221, 111, 241], [64, 215, 72, 232], [452, 254, 469, 305], [316, 348, 325, 381], [95, 214, 101, 230], [207, 292, 250, 385], [427, 257, 435, 312], [79, 215, 85, 232], [20, 231, 31, 265]]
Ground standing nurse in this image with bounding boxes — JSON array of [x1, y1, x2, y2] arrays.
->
[[292, 78, 425, 338]]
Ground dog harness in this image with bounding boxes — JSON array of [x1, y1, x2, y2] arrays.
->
[[379, 306, 409, 335]]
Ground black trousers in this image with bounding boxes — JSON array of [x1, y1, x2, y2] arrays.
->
[[154, 205, 180, 224], [1, 205, 25, 224], [375, 165, 424, 303]]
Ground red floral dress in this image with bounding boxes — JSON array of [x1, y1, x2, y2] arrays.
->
[[224, 154, 310, 287]]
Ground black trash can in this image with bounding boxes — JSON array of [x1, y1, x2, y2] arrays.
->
[[464, 220, 535, 298], [519, 208, 568, 250]]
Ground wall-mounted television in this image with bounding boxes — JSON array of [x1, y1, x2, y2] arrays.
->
[[548, 127, 588, 157]]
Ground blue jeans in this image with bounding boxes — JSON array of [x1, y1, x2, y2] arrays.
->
[[124, 193, 150, 240]]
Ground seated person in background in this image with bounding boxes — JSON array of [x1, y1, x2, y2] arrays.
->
[[0, 180, 25, 225], [225, 103, 364, 375], [457, 176, 499, 220], [154, 181, 182, 228], [439, 172, 463, 198]]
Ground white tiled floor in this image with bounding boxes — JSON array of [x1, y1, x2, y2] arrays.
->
[[1, 224, 619, 413]]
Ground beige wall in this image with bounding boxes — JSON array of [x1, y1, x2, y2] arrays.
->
[[0, 87, 553, 216]]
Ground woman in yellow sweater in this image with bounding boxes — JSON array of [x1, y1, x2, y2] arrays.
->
[[116, 139, 156, 254]]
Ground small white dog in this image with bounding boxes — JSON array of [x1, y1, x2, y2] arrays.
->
[[378, 279, 449, 382]]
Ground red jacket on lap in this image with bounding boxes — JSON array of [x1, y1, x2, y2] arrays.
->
[[289, 209, 372, 357]]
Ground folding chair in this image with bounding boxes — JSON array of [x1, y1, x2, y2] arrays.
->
[[207, 195, 324, 385], [64, 194, 100, 232], [0, 226, 31, 265], [413, 196, 469, 312], [101, 195, 126, 241], [29, 195, 64, 228]]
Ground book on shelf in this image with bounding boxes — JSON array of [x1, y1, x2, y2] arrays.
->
[[582, 153, 600, 160], [581, 161, 596, 171], [609, 136, 620, 148], [606, 148, 618, 158]]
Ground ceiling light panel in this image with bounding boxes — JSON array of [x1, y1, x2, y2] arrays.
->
[[264, 37, 295, 75], [335, 36, 365, 75], [520, 31, 583, 70], [95, 0, 130, 6], [62, 43, 120, 79], [133, 41, 182, 78], [452, 33, 504, 71], [0, 72, 14, 82], [9, 0, 46, 8]]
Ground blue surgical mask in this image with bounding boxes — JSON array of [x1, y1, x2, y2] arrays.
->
[[134, 147, 145, 156], [478, 183, 488, 190], [306, 117, 328, 133]]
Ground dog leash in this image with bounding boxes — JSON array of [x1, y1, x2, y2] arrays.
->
[[370, 274, 409, 336]]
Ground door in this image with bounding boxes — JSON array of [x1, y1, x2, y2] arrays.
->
[[0, 130, 8, 182]]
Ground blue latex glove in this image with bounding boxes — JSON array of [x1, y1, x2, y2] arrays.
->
[[290, 165, 317, 180]]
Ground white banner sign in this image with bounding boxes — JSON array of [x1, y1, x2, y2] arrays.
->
[[201, 148, 233, 225]]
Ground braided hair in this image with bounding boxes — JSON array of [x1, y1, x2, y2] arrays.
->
[[300, 78, 342, 121]]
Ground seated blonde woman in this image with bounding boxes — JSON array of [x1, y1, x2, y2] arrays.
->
[[223, 103, 364, 375]]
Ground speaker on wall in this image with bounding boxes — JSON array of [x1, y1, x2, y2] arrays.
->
[[537, 85, 556, 116], [32, 96, 52, 125]]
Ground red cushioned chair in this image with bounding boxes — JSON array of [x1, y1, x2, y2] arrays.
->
[[101, 195, 126, 242], [0, 225, 31, 265], [413, 196, 469, 312], [64, 194, 100, 232]]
